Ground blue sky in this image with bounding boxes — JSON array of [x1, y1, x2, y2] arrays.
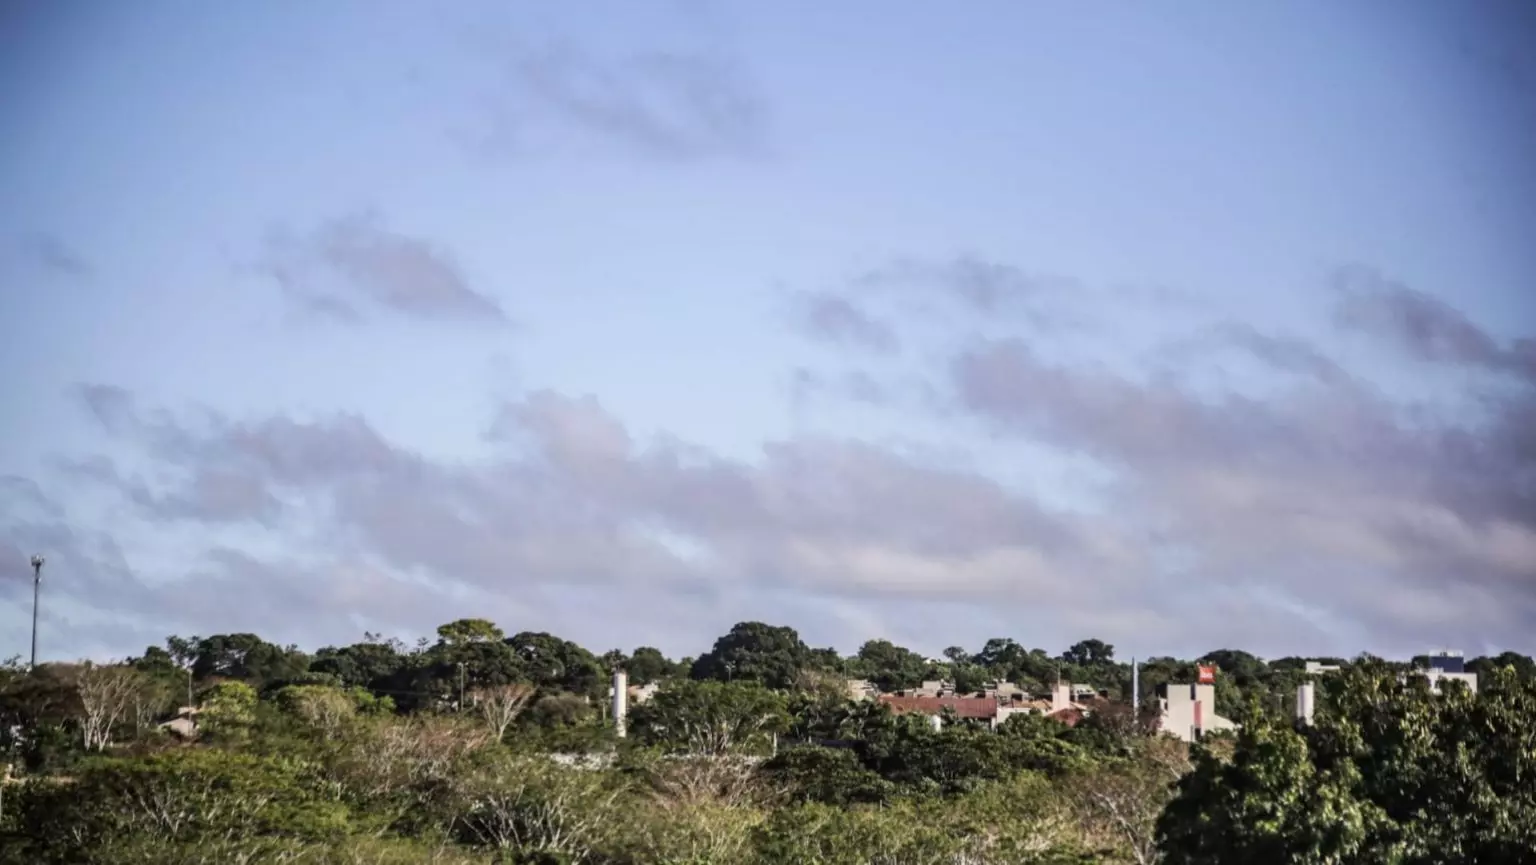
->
[[2, 0, 1533, 664]]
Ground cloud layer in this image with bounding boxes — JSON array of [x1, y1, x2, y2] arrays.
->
[[7, 254, 1530, 660], [257, 213, 508, 324]]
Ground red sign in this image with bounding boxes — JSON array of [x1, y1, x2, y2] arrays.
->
[[1197, 665, 1216, 684]]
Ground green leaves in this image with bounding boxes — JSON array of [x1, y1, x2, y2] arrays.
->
[[690, 622, 810, 690], [1156, 665, 1536, 864], [8, 749, 350, 863], [629, 680, 789, 755]]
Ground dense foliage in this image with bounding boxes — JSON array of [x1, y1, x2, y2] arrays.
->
[[1, 620, 1531, 863]]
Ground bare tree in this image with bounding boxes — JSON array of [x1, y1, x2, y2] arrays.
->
[[1066, 738, 1192, 865], [643, 754, 768, 809], [472, 683, 535, 743], [75, 662, 149, 751], [453, 755, 626, 858]]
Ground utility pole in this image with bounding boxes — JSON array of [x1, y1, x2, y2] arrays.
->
[[457, 662, 467, 712], [28, 555, 44, 670]]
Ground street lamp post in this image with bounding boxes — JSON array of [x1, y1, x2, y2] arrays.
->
[[29, 555, 44, 670]]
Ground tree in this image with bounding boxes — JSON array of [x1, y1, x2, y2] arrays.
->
[[762, 745, 893, 805], [435, 618, 504, 646], [506, 632, 603, 697], [197, 680, 258, 739], [73, 662, 149, 751], [8, 749, 349, 862], [448, 753, 626, 859], [1156, 664, 1536, 864], [852, 639, 929, 693], [189, 633, 308, 686], [624, 646, 678, 685], [473, 683, 536, 743], [1066, 738, 1190, 865], [690, 622, 809, 690], [975, 637, 1027, 670], [1061, 639, 1114, 667], [273, 684, 360, 739], [629, 680, 788, 755], [309, 640, 408, 689]]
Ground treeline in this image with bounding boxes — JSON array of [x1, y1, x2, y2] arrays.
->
[[1, 619, 1534, 863]]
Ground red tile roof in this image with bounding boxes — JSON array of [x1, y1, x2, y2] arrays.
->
[[878, 695, 998, 719], [1047, 707, 1087, 727]]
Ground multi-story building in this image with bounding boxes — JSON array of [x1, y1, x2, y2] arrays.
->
[[1156, 682, 1237, 742]]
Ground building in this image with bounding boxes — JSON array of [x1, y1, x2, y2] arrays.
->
[[879, 694, 997, 726], [881, 682, 1091, 730], [1156, 682, 1237, 742], [911, 680, 955, 698], [158, 705, 200, 739], [845, 679, 879, 701], [1304, 661, 1341, 675], [1412, 651, 1478, 695]]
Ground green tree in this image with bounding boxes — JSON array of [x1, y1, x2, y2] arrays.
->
[[762, 744, 893, 805], [1061, 639, 1114, 667], [624, 646, 678, 685], [629, 680, 789, 755], [189, 633, 309, 685], [8, 750, 349, 863], [506, 631, 603, 697], [852, 639, 930, 692], [198, 680, 258, 738], [435, 618, 505, 646], [309, 640, 409, 689], [1157, 664, 1536, 864], [690, 622, 810, 690]]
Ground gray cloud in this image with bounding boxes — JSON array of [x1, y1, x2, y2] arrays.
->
[[950, 327, 1536, 648], [1334, 266, 1535, 383], [458, 6, 770, 165], [258, 212, 508, 324], [46, 383, 1156, 653], [508, 43, 769, 161], [16, 231, 92, 278], [791, 368, 890, 408], [853, 256, 1077, 327], [790, 291, 901, 354], [15, 257, 1534, 660]]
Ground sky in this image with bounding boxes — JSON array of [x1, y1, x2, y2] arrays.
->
[[1, 0, 1533, 665]]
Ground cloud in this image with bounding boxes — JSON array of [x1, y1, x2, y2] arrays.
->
[[257, 212, 508, 324], [791, 368, 890, 408], [1334, 266, 1535, 383], [15, 231, 92, 278], [44, 383, 1162, 652], [789, 291, 900, 354], [506, 43, 769, 161], [948, 324, 1536, 648], [13, 255, 1533, 660], [853, 256, 1077, 327], [458, 8, 771, 165]]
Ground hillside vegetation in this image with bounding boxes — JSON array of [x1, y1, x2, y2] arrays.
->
[[2, 620, 1533, 864]]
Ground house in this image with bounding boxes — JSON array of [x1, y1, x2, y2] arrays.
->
[[1409, 650, 1478, 695], [158, 705, 200, 739], [878, 694, 997, 724], [911, 680, 955, 698], [1156, 682, 1237, 742], [883, 682, 1093, 730], [845, 679, 879, 701]]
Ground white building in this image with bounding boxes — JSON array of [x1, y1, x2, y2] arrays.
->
[[1157, 682, 1237, 742], [1412, 651, 1478, 695]]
